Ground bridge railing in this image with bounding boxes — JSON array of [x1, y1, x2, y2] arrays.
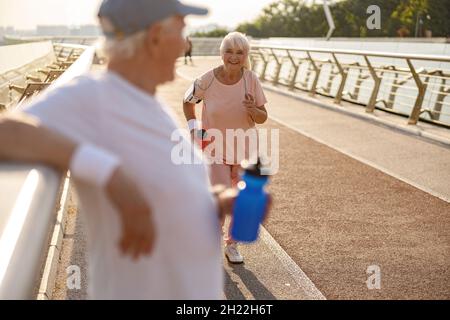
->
[[0, 44, 95, 299], [191, 37, 222, 56], [2, 43, 90, 110], [3, 35, 99, 46], [250, 45, 450, 127]]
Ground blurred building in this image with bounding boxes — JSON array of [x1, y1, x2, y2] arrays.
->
[[36, 25, 70, 36], [34, 24, 100, 37], [70, 25, 101, 36]]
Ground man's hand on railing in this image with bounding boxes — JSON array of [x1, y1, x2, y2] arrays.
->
[[106, 167, 156, 260], [0, 115, 156, 261]]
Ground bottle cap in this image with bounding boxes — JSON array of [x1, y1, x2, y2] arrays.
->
[[242, 158, 265, 177]]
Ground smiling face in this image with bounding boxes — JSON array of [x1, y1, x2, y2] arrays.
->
[[220, 32, 250, 73], [222, 46, 246, 71]]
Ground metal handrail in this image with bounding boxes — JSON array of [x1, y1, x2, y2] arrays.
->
[[250, 44, 450, 127], [2, 43, 93, 110], [0, 44, 95, 299], [252, 45, 450, 63], [0, 165, 60, 299], [3, 35, 99, 46]]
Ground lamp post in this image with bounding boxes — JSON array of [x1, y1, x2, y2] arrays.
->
[[415, 12, 422, 37], [322, 0, 336, 40]]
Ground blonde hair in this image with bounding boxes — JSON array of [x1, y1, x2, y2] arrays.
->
[[220, 32, 251, 69]]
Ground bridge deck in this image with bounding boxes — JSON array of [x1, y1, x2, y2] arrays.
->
[[52, 58, 450, 299]]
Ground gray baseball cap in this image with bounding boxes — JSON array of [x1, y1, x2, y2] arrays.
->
[[98, 0, 208, 39]]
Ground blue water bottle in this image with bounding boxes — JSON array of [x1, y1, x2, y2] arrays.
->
[[231, 159, 269, 243]]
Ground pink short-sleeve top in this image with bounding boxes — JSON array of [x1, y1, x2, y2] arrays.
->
[[192, 68, 267, 164]]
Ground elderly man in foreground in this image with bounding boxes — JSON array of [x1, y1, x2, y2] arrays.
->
[[0, 0, 268, 299]]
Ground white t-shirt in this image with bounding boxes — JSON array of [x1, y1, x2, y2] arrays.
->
[[21, 70, 223, 299]]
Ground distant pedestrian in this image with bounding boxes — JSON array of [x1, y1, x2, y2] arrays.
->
[[184, 36, 193, 64]]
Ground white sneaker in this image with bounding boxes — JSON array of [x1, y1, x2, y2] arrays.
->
[[224, 243, 244, 264]]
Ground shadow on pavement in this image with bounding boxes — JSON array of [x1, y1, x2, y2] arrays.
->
[[224, 264, 276, 300]]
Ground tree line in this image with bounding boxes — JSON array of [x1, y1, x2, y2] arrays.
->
[[192, 0, 450, 38]]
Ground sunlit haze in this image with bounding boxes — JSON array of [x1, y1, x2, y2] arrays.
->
[[0, 0, 277, 30]]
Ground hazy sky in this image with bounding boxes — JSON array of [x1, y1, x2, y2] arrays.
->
[[0, 0, 277, 30]]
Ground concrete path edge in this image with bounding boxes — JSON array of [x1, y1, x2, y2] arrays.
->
[[270, 113, 450, 203], [259, 227, 326, 300], [36, 174, 71, 300]]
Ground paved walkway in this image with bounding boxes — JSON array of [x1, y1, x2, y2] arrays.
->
[[52, 196, 323, 300], [177, 57, 450, 201], [52, 59, 450, 300]]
